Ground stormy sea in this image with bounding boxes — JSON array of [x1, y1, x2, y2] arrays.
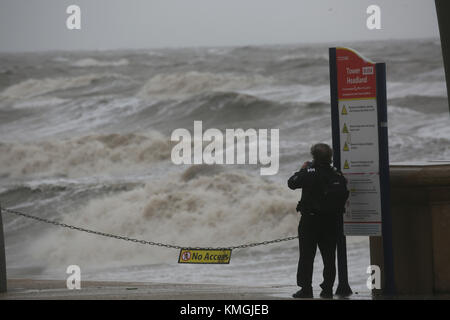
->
[[0, 38, 448, 294]]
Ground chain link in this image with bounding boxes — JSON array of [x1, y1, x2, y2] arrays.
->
[[0, 207, 298, 250]]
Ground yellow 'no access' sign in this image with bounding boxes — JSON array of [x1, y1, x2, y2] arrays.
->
[[178, 248, 232, 264]]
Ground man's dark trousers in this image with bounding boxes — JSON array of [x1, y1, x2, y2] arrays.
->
[[297, 213, 338, 290]]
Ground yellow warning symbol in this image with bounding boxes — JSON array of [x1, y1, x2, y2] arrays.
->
[[343, 160, 350, 169], [343, 142, 350, 151], [342, 123, 349, 133], [341, 105, 348, 115]]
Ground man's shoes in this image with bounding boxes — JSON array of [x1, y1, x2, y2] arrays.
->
[[292, 287, 313, 299], [319, 288, 333, 299]]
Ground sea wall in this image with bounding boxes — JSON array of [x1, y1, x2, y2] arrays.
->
[[370, 163, 450, 295]]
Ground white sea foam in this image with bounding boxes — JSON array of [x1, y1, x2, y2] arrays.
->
[[387, 81, 447, 99], [0, 74, 125, 100], [10, 96, 68, 109], [71, 58, 129, 67], [277, 53, 328, 62]]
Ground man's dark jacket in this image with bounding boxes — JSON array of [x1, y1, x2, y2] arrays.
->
[[288, 162, 347, 216]]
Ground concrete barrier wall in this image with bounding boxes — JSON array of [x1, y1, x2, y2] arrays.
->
[[370, 163, 450, 295]]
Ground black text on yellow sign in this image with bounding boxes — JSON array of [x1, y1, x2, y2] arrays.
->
[[178, 248, 232, 264]]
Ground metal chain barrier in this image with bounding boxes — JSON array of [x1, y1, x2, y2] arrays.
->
[[0, 206, 298, 250]]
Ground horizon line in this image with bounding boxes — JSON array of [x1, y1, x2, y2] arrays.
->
[[0, 36, 440, 55]]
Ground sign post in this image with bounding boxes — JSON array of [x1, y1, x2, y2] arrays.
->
[[329, 47, 395, 295], [0, 205, 7, 293]]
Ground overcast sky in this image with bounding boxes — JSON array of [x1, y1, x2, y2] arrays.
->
[[0, 0, 440, 52]]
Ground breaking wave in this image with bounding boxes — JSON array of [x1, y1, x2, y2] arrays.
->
[[25, 166, 299, 268], [0, 73, 128, 100], [137, 71, 273, 100], [0, 132, 171, 179], [149, 91, 295, 126]]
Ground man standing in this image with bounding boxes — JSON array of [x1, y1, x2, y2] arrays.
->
[[288, 143, 349, 299]]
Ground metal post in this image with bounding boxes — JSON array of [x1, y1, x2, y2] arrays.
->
[[335, 217, 352, 296], [329, 48, 352, 296], [0, 204, 7, 293], [376, 63, 395, 295], [335, 227, 353, 296], [435, 0, 450, 113]]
